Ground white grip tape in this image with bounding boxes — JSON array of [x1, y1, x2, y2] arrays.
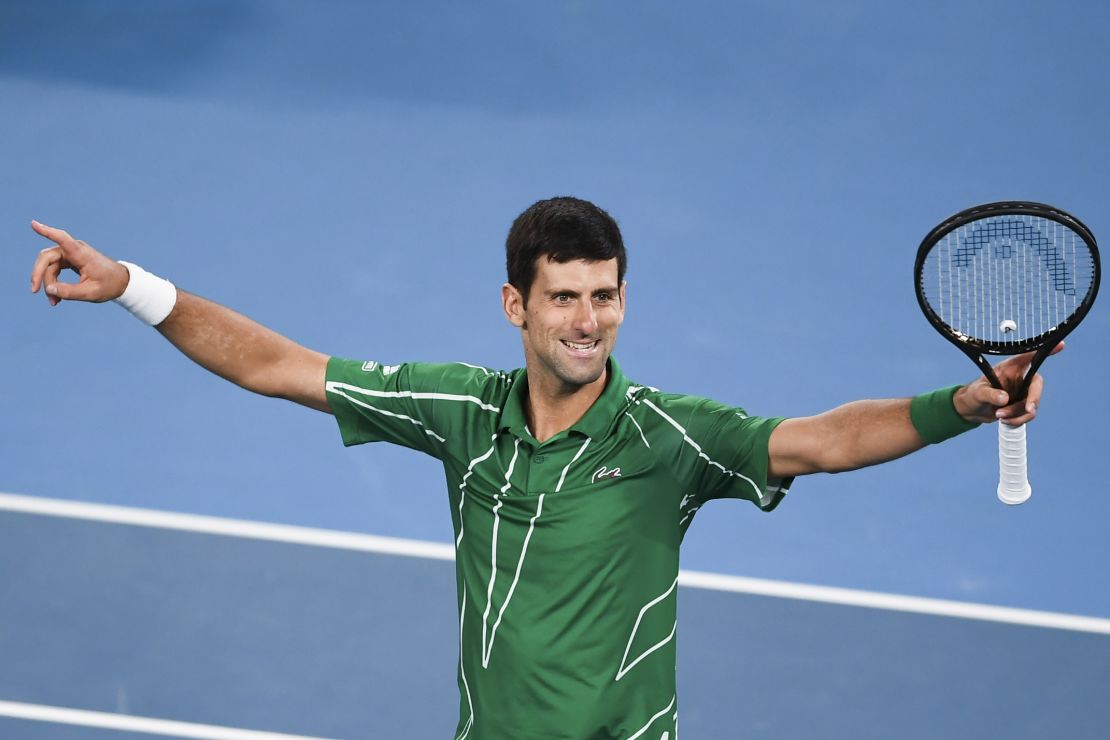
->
[[997, 422, 1031, 505], [114, 261, 177, 326]]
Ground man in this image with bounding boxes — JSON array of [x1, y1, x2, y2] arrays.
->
[[29, 197, 1047, 739]]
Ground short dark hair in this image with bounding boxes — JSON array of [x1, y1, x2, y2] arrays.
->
[[506, 196, 627, 303]]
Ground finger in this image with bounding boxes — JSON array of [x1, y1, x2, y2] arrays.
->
[[31, 221, 91, 270], [995, 353, 1035, 381], [993, 343, 1064, 402], [998, 372, 1047, 424], [31, 220, 75, 246], [46, 279, 99, 302], [1000, 405, 1037, 426], [995, 398, 1030, 420], [1022, 372, 1045, 414], [30, 247, 64, 293], [972, 382, 1009, 410], [999, 342, 1065, 374], [42, 261, 64, 306], [954, 382, 1011, 424]]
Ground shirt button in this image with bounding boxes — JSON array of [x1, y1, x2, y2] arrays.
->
[[534, 454, 546, 463]]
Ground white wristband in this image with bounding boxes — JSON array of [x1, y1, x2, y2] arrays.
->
[[114, 261, 177, 326]]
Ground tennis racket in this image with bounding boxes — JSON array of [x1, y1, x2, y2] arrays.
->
[[914, 201, 1100, 504]]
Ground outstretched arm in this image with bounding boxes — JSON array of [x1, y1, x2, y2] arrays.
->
[[29, 221, 331, 413], [767, 347, 1059, 477]]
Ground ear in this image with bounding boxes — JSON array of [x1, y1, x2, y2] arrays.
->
[[502, 283, 526, 328]]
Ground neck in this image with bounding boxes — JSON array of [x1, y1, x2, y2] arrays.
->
[[525, 365, 608, 443]]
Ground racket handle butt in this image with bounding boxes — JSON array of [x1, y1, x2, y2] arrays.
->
[[997, 423, 1032, 505], [997, 481, 1031, 505]]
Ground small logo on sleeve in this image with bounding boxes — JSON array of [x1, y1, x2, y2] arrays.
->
[[361, 361, 400, 375], [591, 465, 622, 484]]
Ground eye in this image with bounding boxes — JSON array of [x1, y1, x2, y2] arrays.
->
[[594, 292, 613, 304], [553, 294, 572, 305]]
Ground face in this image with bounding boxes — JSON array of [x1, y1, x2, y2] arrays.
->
[[503, 257, 626, 394]]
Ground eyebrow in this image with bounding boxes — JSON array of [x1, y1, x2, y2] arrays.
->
[[545, 286, 620, 298]]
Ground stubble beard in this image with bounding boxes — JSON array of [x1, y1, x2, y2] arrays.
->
[[527, 337, 612, 395]]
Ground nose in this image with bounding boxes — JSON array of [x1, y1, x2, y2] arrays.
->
[[571, 300, 598, 335]]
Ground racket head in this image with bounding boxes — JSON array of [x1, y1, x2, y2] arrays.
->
[[915, 201, 1100, 357]]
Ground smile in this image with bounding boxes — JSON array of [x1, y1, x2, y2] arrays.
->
[[561, 339, 598, 352]]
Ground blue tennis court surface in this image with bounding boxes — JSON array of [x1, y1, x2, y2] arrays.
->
[[2, 495, 1108, 739]]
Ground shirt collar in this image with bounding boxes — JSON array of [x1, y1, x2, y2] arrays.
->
[[499, 356, 631, 441]]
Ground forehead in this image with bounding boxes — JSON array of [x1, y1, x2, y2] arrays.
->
[[532, 256, 620, 289]]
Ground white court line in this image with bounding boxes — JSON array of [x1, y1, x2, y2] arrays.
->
[[677, 570, 1110, 636], [3, 491, 1110, 635], [0, 700, 332, 739], [0, 491, 454, 561]]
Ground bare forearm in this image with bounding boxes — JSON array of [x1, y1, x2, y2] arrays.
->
[[28, 221, 331, 413], [819, 398, 924, 471], [770, 398, 926, 477], [769, 348, 1055, 479], [156, 291, 330, 411]]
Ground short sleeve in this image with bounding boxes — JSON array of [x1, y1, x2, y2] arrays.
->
[[325, 357, 469, 459], [670, 395, 794, 512]]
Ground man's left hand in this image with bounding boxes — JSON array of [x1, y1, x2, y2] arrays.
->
[[953, 342, 1064, 426]]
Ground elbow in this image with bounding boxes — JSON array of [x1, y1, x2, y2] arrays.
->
[[229, 362, 284, 398], [808, 436, 868, 475]]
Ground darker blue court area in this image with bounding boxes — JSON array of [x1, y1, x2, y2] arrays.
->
[[2, 510, 1107, 739]]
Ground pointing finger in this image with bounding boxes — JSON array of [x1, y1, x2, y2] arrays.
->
[[31, 220, 74, 246]]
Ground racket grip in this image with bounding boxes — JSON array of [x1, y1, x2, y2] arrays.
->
[[997, 423, 1031, 505]]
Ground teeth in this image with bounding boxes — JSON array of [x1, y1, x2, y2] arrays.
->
[[564, 340, 597, 350]]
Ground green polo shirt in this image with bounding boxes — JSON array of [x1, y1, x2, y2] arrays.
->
[[326, 356, 792, 740]]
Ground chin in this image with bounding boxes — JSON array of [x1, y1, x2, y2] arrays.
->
[[557, 360, 608, 388]]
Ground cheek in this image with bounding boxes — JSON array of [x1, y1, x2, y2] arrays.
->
[[538, 312, 568, 331]]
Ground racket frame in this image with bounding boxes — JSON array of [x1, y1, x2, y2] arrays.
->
[[914, 200, 1100, 399]]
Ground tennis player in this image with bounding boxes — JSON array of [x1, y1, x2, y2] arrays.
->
[[29, 197, 1051, 739]]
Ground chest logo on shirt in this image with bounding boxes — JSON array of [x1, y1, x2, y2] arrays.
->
[[591, 465, 622, 484]]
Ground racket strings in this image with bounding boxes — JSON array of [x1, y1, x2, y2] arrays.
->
[[922, 215, 1095, 347]]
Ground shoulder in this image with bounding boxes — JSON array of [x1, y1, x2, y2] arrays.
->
[[326, 357, 516, 405], [622, 381, 783, 464], [625, 382, 751, 431]]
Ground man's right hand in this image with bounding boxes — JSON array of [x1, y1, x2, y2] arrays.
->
[[28, 219, 332, 413], [30, 221, 130, 306]]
